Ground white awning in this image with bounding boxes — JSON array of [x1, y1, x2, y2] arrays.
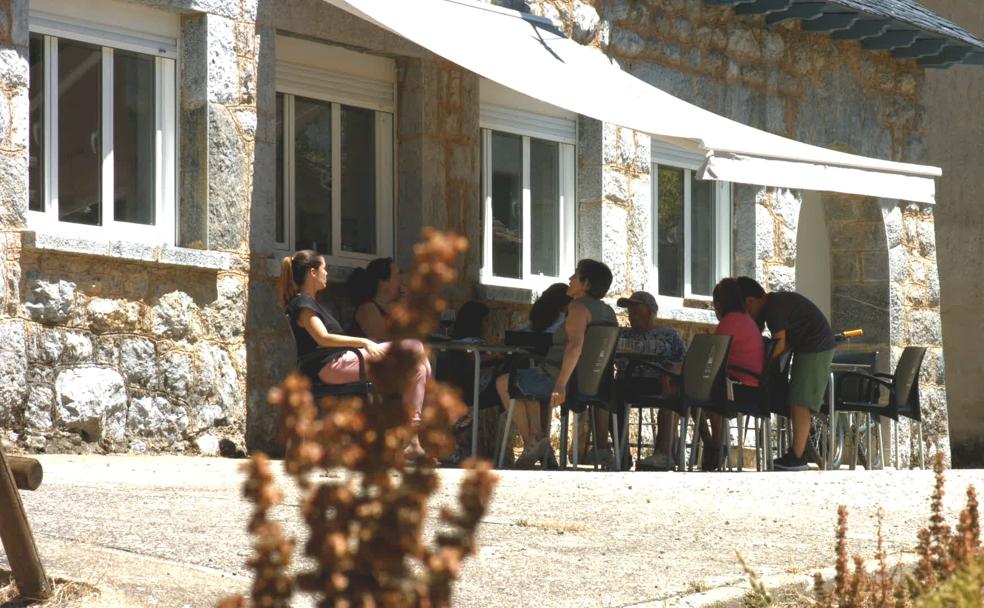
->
[[323, 0, 941, 204]]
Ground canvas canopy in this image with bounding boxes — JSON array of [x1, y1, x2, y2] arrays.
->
[[324, 0, 941, 204]]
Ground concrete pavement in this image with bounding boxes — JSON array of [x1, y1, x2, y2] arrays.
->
[[3, 455, 983, 607]]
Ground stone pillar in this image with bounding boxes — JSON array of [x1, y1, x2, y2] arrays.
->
[[576, 118, 651, 297], [396, 56, 480, 287], [179, 9, 258, 253], [884, 202, 948, 466], [732, 185, 799, 291], [0, 0, 29, 428]]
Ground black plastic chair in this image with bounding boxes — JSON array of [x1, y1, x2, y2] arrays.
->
[[620, 334, 732, 471], [497, 323, 621, 470], [834, 346, 927, 469], [285, 313, 373, 401], [695, 338, 780, 471]]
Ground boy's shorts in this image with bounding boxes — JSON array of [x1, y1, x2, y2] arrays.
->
[[788, 349, 835, 412]]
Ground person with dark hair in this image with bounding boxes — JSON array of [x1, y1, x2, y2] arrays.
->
[[495, 259, 618, 469], [450, 301, 491, 341], [614, 291, 685, 471], [280, 251, 431, 457], [698, 278, 766, 471], [349, 257, 401, 342], [736, 276, 835, 471], [525, 282, 573, 333]]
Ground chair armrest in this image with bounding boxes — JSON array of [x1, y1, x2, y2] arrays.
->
[[625, 359, 680, 380], [298, 347, 369, 382], [727, 364, 763, 381], [835, 371, 892, 397]]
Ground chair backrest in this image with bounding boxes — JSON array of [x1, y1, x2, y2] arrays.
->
[[892, 346, 927, 420], [833, 350, 881, 403], [574, 323, 621, 398], [682, 334, 732, 403]]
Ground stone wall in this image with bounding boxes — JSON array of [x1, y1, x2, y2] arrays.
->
[[0, 0, 259, 454]]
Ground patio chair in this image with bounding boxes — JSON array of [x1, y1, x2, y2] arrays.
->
[[694, 338, 781, 471], [285, 312, 373, 402], [497, 323, 622, 470], [830, 350, 883, 470], [618, 334, 732, 471], [833, 346, 927, 469]]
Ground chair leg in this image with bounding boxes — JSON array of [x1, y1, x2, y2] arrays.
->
[[619, 407, 632, 471], [497, 399, 516, 469], [559, 407, 569, 471], [918, 421, 925, 469], [690, 408, 703, 471], [572, 411, 580, 468], [588, 407, 599, 470], [893, 420, 899, 470], [754, 418, 761, 472], [723, 421, 732, 471], [764, 415, 773, 471], [677, 408, 689, 472], [849, 413, 859, 471], [828, 372, 837, 471], [876, 419, 885, 471], [611, 411, 622, 472]]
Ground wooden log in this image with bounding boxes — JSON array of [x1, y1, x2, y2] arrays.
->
[[0, 447, 52, 599], [8, 456, 43, 492]]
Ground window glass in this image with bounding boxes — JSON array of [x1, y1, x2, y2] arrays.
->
[[490, 131, 522, 279], [657, 166, 684, 297], [29, 34, 44, 212], [293, 96, 332, 253], [113, 49, 156, 225], [340, 105, 376, 254], [690, 176, 716, 297], [275, 93, 285, 243], [58, 39, 102, 226], [530, 138, 559, 277]]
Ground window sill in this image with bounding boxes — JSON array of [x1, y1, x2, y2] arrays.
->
[[21, 231, 233, 271], [475, 283, 535, 305], [659, 306, 718, 325]]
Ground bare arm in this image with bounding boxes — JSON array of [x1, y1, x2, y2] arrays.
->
[[549, 301, 589, 408], [354, 302, 389, 342], [771, 329, 787, 359], [299, 309, 379, 354]]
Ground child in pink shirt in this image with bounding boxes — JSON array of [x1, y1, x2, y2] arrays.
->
[[700, 279, 765, 470]]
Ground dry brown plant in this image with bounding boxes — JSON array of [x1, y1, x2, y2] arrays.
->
[[220, 229, 498, 608]]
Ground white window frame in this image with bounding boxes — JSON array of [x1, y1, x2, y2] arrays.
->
[[479, 119, 576, 291], [275, 62, 395, 267], [27, 13, 178, 245], [651, 141, 731, 306]]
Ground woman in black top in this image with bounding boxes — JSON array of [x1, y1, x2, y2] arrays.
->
[[348, 257, 401, 342], [280, 250, 431, 455]]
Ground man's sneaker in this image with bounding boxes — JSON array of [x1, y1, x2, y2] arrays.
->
[[636, 451, 674, 472], [772, 449, 810, 471], [581, 448, 617, 471]]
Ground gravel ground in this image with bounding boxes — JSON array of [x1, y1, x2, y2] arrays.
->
[[3, 455, 983, 607]]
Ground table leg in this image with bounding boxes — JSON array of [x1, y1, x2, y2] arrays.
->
[[471, 350, 481, 459], [828, 372, 836, 471]]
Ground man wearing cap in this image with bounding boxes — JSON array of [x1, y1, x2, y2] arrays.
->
[[615, 291, 686, 471]]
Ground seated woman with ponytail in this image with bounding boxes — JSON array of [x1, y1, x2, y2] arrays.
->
[[279, 250, 431, 456], [348, 257, 402, 342]]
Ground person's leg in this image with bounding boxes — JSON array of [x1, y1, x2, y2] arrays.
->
[[528, 401, 544, 441], [707, 412, 725, 448], [593, 407, 610, 450], [495, 373, 536, 446], [790, 404, 812, 457], [318, 351, 366, 384]]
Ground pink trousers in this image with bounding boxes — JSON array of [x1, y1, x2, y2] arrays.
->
[[319, 339, 431, 421]]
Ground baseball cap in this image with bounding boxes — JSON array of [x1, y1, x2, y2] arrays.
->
[[616, 291, 658, 312]]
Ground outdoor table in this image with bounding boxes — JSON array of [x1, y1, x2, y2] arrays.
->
[[426, 342, 527, 458], [825, 359, 877, 471]]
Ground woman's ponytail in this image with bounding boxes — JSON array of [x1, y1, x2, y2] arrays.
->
[[278, 256, 297, 309], [278, 250, 323, 309]]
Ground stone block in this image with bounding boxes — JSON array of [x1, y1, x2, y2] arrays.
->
[[205, 275, 247, 341], [26, 326, 62, 365], [23, 384, 53, 432], [726, 26, 760, 62], [762, 31, 785, 63], [861, 253, 889, 282], [754, 206, 775, 259], [907, 310, 942, 346], [602, 0, 631, 21], [609, 28, 645, 58], [881, 204, 903, 248], [0, 321, 27, 426], [888, 245, 909, 283], [765, 263, 795, 292], [777, 225, 796, 264], [832, 253, 859, 282], [61, 330, 93, 364], [91, 335, 121, 367], [121, 337, 158, 390], [207, 103, 248, 251], [831, 283, 891, 343], [917, 221, 936, 258], [87, 298, 144, 334], [128, 396, 187, 444], [572, 1, 600, 44], [54, 367, 128, 443], [601, 203, 629, 294], [196, 433, 220, 456], [603, 169, 629, 203], [161, 350, 194, 401], [25, 278, 77, 324], [153, 291, 204, 341]]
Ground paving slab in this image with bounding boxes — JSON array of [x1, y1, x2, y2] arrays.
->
[[2, 455, 982, 607]]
